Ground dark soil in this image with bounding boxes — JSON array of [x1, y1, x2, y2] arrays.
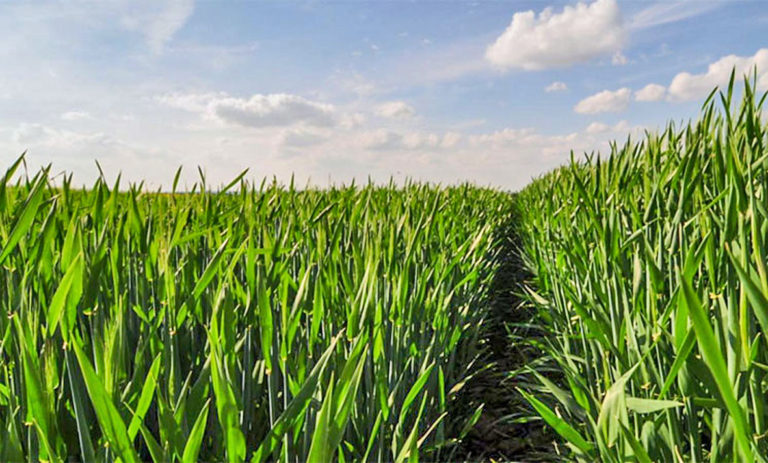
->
[[452, 216, 561, 462]]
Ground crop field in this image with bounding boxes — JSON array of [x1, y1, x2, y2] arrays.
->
[[0, 166, 512, 462], [2, 74, 768, 463], [516, 76, 768, 461]]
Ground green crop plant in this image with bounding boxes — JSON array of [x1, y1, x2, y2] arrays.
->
[[0, 157, 511, 462], [516, 72, 768, 461]]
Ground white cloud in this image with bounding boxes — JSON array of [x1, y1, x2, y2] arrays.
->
[[362, 130, 439, 150], [159, 92, 337, 128], [0, 0, 663, 193], [374, 101, 416, 119], [467, 128, 598, 167], [61, 111, 91, 121], [586, 122, 610, 134], [470, 128, 561, 148], [441, 132, 462, 148], [586, 120, 639, 134], [464, 124, 644, 154], [629, 1, 725, 30], [402, 132, 441, 149], [635, 83, 666, 102], [340, 113, 366, 129], [574, 88, 631, 114], [667, 48, 768, 101], [611, 51, 627, 66], [545, 81, 568, 92], [2, 0, 656, 192], [359, 129, 458, 151], [279, 127, 329, 148], [13, 123, 114, 147], [360, 129, 402, 150], [121, 0, 195, 53], [485, 0, 625, 70], [156, 92, 216, 112], [2, 107, 651, 192]]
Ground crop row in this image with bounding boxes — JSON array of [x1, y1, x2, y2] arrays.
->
[[0, 162, 512, 462], [517, 75, 768, 461]]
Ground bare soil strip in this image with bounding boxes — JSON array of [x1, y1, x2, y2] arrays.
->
[[454, 217, 559, 462]]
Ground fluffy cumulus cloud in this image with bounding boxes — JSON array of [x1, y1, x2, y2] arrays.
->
[[485, 0, 625, 70], [627, 48, 768, 104], [634, 84, 666, 102], [667, 48, 768, 101], [545, 81, 568, 92], [574, 88, 631, 114], [374, 101, 416, 119], [159, 92, 337, 128]]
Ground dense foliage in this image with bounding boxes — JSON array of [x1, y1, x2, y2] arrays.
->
[[0, 163, 511, 462], [517, 75, 768, 461]]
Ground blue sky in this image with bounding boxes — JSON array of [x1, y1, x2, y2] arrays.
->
[[1, 0, 767, 190]]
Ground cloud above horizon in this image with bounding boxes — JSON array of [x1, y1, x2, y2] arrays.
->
[[374, 101, 416, 119], [485, 0, 624, 70], [634, 84, 666, 102], [159, 92, 338, 128], [574, 88, 631, 114], [667, 48, 768, 101], [0, 0, 764, 190], [613, 48, 768, 112], [545, 81, 568, 92]]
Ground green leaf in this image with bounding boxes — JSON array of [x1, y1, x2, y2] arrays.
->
[[193, 237, 230, 300], [625, 397, 683, 414], [519, 388, 594, 456], [220, 169, 249, 194], [727, 247, 768, 340], [65, 349, 97, 463], [138, 421, 166, 463], [72, 341, 140, 463], [330, 339, 368, 447], [209, 339, 246, 463], [0, 171, 47, 266], [258, 278, 274, 375], [307, 379, 335, 463], [396, 363, 434, 432], [182, 399, 211, 463], [596, 365, 637, 447], [47, 253, 82, 337], [127, 354, 162, 441], [619, 424, 653, 463], [681, 276, 754, 460], [251, 332, 341, 463], [13, 316, 58, 461], [660, 327, 696, 398]]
